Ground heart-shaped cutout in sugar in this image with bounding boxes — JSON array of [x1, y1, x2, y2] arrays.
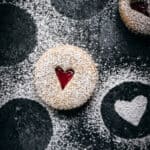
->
[[130, 1, 150, 17], [114, 95, 148, 126], [55, 66, 74, 90]]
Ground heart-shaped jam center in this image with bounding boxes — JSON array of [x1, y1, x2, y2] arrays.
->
[[55, 67, 74, 90], [131, 1, 149, 17]]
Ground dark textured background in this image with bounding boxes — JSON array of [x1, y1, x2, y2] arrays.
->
[[0, 0, 150, 149]]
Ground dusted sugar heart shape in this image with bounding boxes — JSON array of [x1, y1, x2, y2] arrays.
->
[[55, 66, 74, 89], [115, 95, 148, 126], [131, 1, 150, 17]]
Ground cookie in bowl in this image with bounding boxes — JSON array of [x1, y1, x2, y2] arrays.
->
[[34, 45, 98, 110], [119, 0, 150, 35]]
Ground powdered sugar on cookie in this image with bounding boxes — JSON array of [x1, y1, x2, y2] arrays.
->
[[119, 0, 150, 35], [34, 45, 98, 110]]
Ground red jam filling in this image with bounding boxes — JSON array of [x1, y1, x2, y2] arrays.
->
[[131, 1, 149, 17], [55, 67, 74, 90]]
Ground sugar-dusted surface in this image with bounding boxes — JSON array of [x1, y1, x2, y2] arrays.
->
[[114, 95, 148, 126], [0, 0, 150, 149]]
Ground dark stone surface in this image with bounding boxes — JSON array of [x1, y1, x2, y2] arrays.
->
[[0, 0, 150, 149], [0, 99, 53, 150], [51, 0, 108, 20], [101, 82, 150, 139], [0, 4, 37, 66], [96, 9, 150, 72]]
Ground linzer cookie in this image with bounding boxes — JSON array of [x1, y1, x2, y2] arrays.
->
[[119, 0, 150, 35], [34, 45, 98, 110]]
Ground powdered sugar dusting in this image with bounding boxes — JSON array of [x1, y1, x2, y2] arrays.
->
[[0, 0, 150, 149], [34, 45, 98, 110]]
